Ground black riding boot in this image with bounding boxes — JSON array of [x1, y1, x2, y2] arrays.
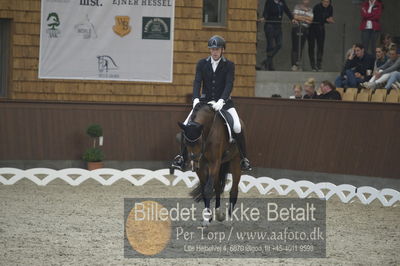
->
[[171, 132, 187, 171], [235, 132, 252, 171]]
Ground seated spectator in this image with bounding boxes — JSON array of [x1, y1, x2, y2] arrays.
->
[[362, 48, 400, 89], [380, 33, 397, 51], [289, 84, 303, 99], [373, 46, 388, 72], [335, 43, 374, 88], [303, 78, 318, 99], [317, 80, 341, 100], [291, 0, 313, 71], [384, 71, 400, 91]]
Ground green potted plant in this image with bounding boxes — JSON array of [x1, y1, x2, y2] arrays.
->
[[83, 124, 105, 170]]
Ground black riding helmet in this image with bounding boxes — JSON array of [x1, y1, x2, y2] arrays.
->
[[208, 35, 226, 49]]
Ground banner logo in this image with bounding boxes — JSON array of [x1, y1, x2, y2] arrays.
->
[[113, 16, 131, 37], [75, 14, 97, 39], [46, 12, 61, 38], [142, 17, 171, 40], [97, 55, 119, 78], [97, 55, 118, 73]]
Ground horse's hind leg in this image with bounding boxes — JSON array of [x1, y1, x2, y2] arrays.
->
[[228, 155, 241, 217]]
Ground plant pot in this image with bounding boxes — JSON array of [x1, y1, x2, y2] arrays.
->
[[87, 161, 104, 170]]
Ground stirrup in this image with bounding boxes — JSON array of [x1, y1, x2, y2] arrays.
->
[[171, 155, 185, 171], [240, 158, 252, 171]]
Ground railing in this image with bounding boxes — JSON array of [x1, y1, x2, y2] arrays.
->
[[256, 20, 349, 72]]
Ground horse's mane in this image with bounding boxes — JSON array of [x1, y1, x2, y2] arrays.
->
[[189, 102, 213, 122]]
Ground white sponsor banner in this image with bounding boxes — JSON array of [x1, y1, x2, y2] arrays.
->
[[39, 0, 175, 82]]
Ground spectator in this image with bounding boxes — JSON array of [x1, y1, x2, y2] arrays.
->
[[384, 71, 400, 91], [362, 48, 400, 89], [373, 46, 388, 73], [289, 84, 303, 99], [303, 78, 317, 99], [259, 0, 295, 71], [317, 80, 341, 100], [291, 0, 313, 71], [360, 0, 383, 54], [308, 0, 334, 71], [380, 33, 396, 51], [335, 43, 374, 88]]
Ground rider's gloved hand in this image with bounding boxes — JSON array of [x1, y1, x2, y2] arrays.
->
[[207, 100, 216, 106], [210, 99, 225, 111], [193, 98, 200, 108]]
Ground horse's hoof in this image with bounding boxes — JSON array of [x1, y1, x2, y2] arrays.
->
[[216, 208, 225, 222], [169, 167, 175, 175], [201, 219, 210, 227]]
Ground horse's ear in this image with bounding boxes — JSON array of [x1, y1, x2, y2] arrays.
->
[[177, 122, 186, 130]]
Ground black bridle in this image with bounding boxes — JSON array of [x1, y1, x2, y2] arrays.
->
[[184, 112, 218, 171]]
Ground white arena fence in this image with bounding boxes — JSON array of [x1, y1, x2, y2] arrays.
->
[[0, 168, 399, 207]]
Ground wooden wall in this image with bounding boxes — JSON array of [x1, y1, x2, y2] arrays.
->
[[0, 0, 257, 103], [1, 98, 400, 179]]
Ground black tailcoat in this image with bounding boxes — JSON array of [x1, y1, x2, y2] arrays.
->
[[192, 56, 235, 109]]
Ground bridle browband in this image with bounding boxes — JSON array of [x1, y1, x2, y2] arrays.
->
[[183, 133, 203, 144]]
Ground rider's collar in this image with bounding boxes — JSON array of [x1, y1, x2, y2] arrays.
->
[[206, 56, 226, 62]]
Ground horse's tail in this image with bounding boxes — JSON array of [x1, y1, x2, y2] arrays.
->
[[189, 162, 230, 202], [219, 162, 230, 194], [190, 182, 203, 202]]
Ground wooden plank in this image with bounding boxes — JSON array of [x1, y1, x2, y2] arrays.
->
[[227, 20, 257, 32], [14, 22, 40, 35], [13, 34, 40, 46], [229, 0, 258, 9], [228, 9, 257, 21], [175, 18, 202, 30], [175, 7, 202, 19]]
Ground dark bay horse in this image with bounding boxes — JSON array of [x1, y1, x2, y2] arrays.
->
[[177, 103, 243, 226]]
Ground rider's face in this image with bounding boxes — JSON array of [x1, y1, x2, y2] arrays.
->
[[210, 48, 223, 60]]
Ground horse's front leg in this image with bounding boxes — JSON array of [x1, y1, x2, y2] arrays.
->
[[215, 163, 229, 222], [228, 155, 241, 217], [201, 161, 220, 227]]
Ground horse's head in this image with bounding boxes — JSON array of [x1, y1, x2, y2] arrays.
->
[[178, 121, 204, 171]]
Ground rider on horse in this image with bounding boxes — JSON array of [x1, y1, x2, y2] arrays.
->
[[172, 35, 252, 171]]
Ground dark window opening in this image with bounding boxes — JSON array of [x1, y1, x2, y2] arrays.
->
[[203, 0, 227, 27], [0, 19, 11, 98]]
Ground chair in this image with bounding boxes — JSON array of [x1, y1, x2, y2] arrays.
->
[[385, 93, 399, 103], [336, 88, 344, 98], [346, 88, 358, 94], [356, 92, 370, 102], [371, 93, 385, 103], [361, 88, 373, 97], [389, 88, 399, 96], [342, 91, 356, 101], [374, 89, 387, 96]]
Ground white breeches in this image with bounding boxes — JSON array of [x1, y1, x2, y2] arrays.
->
[[369, 73, 390, 84], [227, 107, 241, 134], [183, 107, 242, 134]]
